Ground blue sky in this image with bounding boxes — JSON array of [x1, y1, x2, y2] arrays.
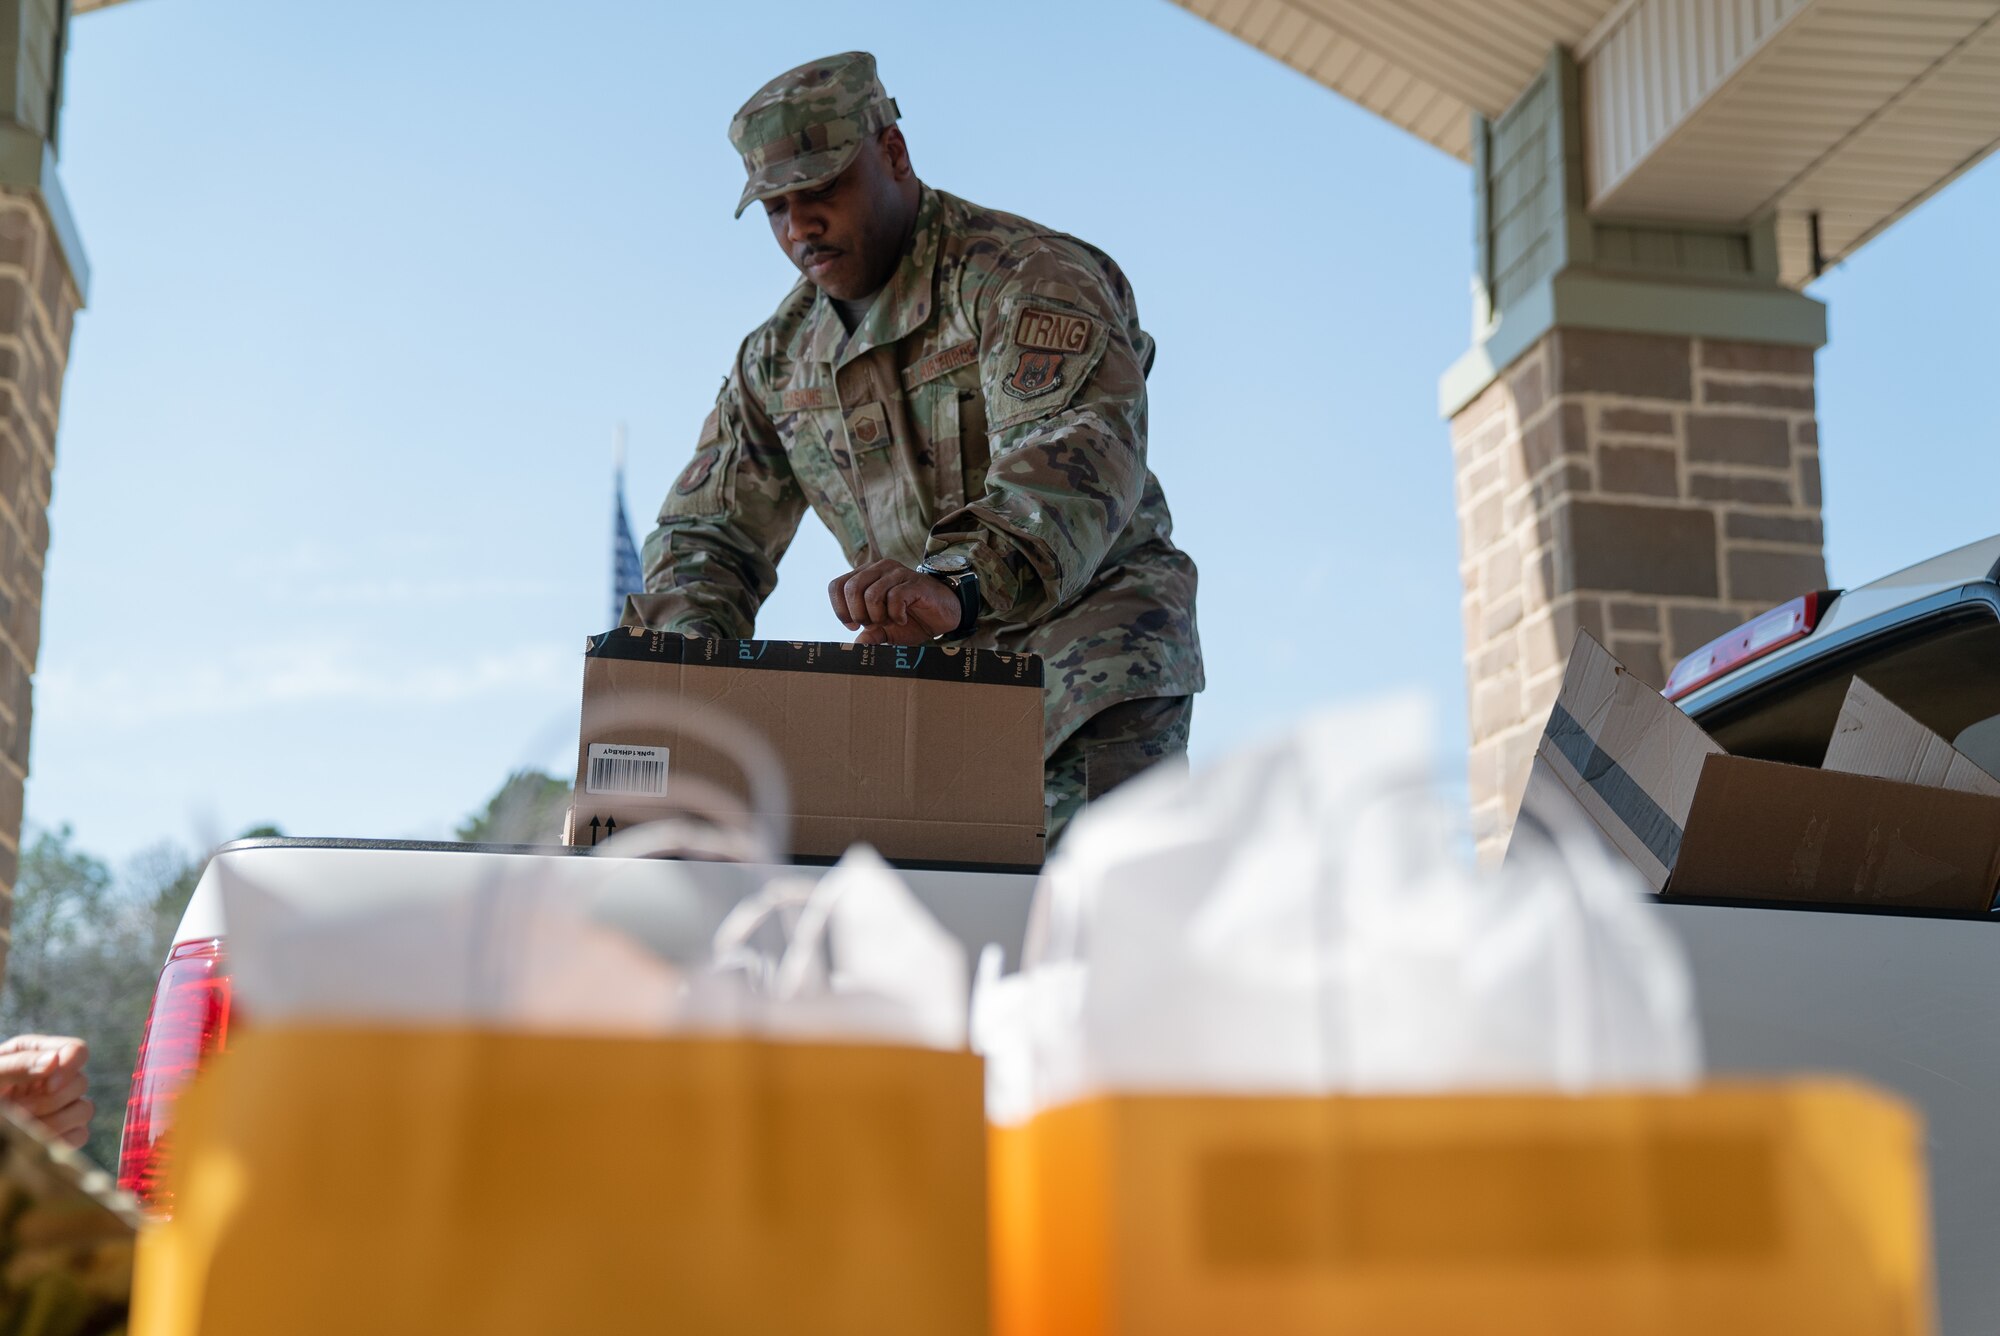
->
[[27, 0, 2000, 862]]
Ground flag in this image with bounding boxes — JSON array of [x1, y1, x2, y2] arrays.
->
[[610, 426, 643, 629]]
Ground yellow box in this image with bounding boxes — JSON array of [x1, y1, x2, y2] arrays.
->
[[134, 1027, 989, 1336], [991, 1083, 1930, 1336]]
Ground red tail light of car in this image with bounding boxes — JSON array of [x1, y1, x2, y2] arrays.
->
[[117, 938, 233, 1214], [1663, 590, 1840, 702]]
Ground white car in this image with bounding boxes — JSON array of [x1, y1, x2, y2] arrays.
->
[[1667, 531, 2000, 775]]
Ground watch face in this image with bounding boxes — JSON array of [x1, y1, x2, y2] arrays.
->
[[927, 552, 970, 574]]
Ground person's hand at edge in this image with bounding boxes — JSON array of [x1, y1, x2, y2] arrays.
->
[[0, 1035, 92, 1149]]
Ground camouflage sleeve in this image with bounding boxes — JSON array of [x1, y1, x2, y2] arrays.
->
[[633, 339, 805, 637], [924, 239, 1151, 625]]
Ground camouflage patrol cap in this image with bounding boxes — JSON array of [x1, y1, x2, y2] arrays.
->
[[728, 51, 900, 218]]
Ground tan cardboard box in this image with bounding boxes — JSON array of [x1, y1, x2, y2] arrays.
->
[[1514, 632, 2000, 912], [1821, 676, 2000, 797], [567, 631, 1046, 868]]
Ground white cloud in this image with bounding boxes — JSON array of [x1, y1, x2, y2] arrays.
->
[[237, 538, 567, 607], [37, 637, 575, 728], [285, 575, 567, 606]]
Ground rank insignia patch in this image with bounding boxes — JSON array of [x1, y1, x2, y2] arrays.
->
[[844, 401, 891, 450], [675, 446, 720, 495], [1003, 350, 1066, 400]]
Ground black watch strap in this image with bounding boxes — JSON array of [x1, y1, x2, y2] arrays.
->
[[947, 569, 980, 638], [920, 560, 980, 639]]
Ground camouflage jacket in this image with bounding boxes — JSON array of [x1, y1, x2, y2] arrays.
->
[[635, 186, 1203, 754]]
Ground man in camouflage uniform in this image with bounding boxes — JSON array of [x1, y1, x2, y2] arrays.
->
[[633, 51, 1202, 845]]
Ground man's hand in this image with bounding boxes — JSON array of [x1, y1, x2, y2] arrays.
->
[[828, 559, 961, 645], [0, 1035, 92, 1149]]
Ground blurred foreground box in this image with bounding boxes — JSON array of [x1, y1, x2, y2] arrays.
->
[[0, 1103, 141, 1332], [132, 1029, 989, 1336], [989, 1083, 1929, 1336], [568, 630, 1045, 867]]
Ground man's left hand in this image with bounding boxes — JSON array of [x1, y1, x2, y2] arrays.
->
[[828, 560, 960, 645]]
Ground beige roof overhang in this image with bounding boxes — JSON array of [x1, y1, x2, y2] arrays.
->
[[1168, 0, 2000, 284]]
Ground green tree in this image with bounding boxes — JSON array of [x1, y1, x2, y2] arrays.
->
[[0, 823, 280, 1171], [457, 771, 572, 845], [3, 828, 119, 1034], [0, 826, 170, 1169]]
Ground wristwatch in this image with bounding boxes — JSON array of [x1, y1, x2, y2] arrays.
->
[[918, 553, 981, 640]]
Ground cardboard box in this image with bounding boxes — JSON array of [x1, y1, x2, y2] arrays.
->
[[568, 631, 1045, 867], [1515, 632, 2000, 912], [1822, 676, 2000, 798]]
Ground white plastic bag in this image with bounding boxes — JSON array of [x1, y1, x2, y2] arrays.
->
[[974, 695, 1701, 1122], [223, 842, 968, 1049]]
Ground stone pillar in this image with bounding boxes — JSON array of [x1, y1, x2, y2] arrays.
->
[[1441, 47, 1829, 861], [0, 190, 78, 975], [0, 0, 89, 982], [1451, 328, 1824, 858]]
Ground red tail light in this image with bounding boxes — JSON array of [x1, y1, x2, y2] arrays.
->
[[1664, 590, 1839, 701], [118, 938, 233, 1214]]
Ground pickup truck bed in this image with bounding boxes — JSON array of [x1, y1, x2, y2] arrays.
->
[[1661, 899, 1996, 1333], [146, 842, 1997, 1331]]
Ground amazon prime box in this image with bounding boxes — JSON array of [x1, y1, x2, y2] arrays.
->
[[1512, 632, 2000, 913], [566, 631, 1045, 868]]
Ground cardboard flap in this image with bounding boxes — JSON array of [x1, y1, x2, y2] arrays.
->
[[1822, 677, 2000, 798], [1669, 754, 2000, 912], [1521, 631, 1723, 891]]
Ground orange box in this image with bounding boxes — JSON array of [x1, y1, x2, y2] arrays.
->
[[990, 1082, 1929, 1336], [136, 1029, 990, 1336]]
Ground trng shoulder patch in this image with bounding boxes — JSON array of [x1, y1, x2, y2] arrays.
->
[[986, 298, 1110, 430], [1011, 306, 1094, 354]]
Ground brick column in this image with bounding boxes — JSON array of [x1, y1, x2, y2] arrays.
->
[[0, 190, 81, 977], [1452, 327, 1824, 859]]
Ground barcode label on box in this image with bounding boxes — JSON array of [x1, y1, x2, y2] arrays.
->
[[586, 744, 669, 797]]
